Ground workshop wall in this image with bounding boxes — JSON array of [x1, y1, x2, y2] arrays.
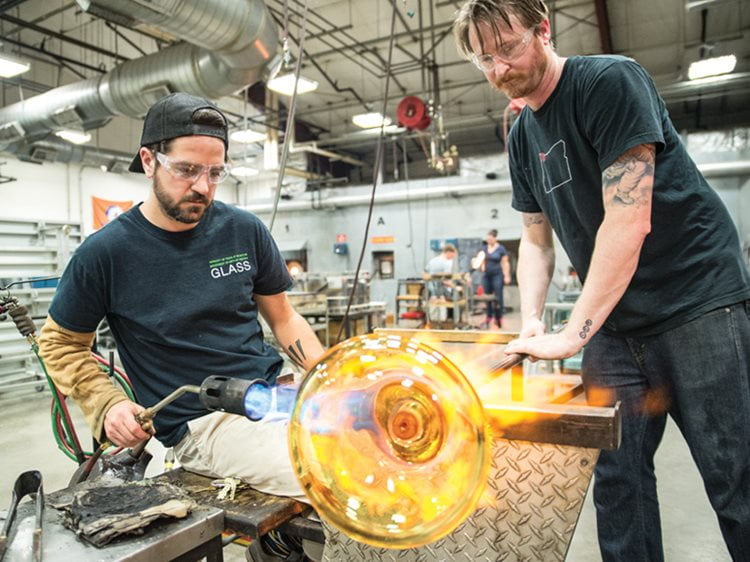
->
[[0, 129, 747, 317], [254, 184, 525, 309], [0, 158, 236, 236]]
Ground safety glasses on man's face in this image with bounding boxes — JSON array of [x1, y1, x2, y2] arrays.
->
[[471, 27, 536, 72], [155, 151, 231, 184]]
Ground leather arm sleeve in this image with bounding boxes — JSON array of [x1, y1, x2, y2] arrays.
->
[[38, 316, 128, 442]]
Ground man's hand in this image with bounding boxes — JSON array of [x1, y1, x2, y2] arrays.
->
[[104, 400, 152, 447], [504, 327, 582, 361], [519, 317, 546, 339]]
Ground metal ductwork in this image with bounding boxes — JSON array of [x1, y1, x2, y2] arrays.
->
[[10, 139, 134, 171], [0, 0, 279, 151]]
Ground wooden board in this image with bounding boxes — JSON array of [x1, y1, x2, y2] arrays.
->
[[154, 469, 309, 539]]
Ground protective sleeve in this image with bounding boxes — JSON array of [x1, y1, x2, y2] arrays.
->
[[38, 316, 128, 442]]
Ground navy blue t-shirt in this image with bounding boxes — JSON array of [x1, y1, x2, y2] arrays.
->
[[49, 201, 293, 446], [509, 55, 750, 335], [483, 244, 508, 276]]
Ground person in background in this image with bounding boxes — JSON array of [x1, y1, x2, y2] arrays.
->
[[425, 242, 458, 298], [454, 1, 750, 560], [472, 229, 511, 329], [425, 243, 459, 324], [38, 92, 326, 559]]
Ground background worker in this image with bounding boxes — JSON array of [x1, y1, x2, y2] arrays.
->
[[454, 1, 750, 561], [425, 242, 458, 298], [38, 93, 325, 504], [472, 229, 511, 329], [425, 243, 459, 324]]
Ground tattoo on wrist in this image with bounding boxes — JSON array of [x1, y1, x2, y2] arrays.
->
[[286, 338, 307, 367], [578, 319, 593, 340]]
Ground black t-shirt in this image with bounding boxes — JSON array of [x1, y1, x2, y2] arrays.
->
[[49, 201, 293, 446], [509, 55, 750, 335]]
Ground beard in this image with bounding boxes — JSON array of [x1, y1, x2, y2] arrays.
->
[[491, 40, 548, 99], [153, 174, 212, 224]]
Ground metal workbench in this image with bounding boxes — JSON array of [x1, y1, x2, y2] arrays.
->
[[0, 499, 224, 561], [317, 328, 620, 561]]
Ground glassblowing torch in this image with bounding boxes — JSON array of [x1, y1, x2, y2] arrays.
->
[[134, 376, 298, 431], [198, 375, 298, 420]]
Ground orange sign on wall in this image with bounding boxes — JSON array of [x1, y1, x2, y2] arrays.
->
[[92, 196, 133, 230], [371, 236, 395, 244]]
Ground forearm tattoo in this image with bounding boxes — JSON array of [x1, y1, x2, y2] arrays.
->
[[602, 144, 655, 206], [578, 319, 593, 340], [286, 338, 307, 367], [523, 213, 546, 227]]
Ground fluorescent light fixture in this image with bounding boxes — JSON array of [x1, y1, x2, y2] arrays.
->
[[230, 129, 266, 143], [352, 112, 392, 129], [0, 52, 30, 78], [55, 129, 91, 144], [688, 54, 737, 80], [231, 165, 260, 177], [266, 73, 318, 96]]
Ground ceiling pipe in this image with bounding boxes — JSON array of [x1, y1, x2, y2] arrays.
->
[[243, 179, 512, 213], [242, 159, 750, 214], [289, 142, 366, 167], [0, 0, 278, 150], [8, 138, 134, 170]]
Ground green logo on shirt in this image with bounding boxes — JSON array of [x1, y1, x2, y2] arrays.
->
[[209, 253, 252, 279]]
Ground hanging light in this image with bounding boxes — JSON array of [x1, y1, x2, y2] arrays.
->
[[352, 112, 392, 129], [267, 73, 319, 96], [232, 165, 260, 177], [0, 51, 30, 78], [55, 129, 91, 144], [266, 37, 318, 96], [688, 54, 737, 80], [230, 129, 266, 143]]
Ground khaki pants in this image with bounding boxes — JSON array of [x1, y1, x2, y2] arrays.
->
[[173, 410, 307, 502]]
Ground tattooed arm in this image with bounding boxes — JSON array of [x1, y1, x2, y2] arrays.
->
[[506, 143, 654, 360], [516, 212, 555, 338], [255, 292, 326, 372]]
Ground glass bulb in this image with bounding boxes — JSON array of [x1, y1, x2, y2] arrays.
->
[[289, 333, 490, 548]]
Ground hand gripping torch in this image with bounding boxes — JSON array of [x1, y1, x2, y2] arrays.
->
[[133, 376, 298, 432]]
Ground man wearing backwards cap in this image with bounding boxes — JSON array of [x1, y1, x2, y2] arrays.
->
[[39, 93, 325, 502]]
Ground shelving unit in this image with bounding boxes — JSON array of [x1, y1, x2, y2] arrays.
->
[[395, 278, 426, 328], [0, 217, 80, 401]]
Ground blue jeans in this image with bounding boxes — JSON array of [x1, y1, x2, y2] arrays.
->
[[482, 271, 504, 321], [581, 301, 750, 562]]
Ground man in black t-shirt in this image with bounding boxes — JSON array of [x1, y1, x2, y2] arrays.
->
[[454, 1, 749, 560], [39, 93, 325, 501]]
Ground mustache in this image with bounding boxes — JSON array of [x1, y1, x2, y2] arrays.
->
[[181, 193, 210, 205]]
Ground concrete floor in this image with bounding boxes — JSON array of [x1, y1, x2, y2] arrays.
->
[[0, 326, 732, 561]]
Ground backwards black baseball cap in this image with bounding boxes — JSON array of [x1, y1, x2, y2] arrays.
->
[[128, 92, 229, 173]]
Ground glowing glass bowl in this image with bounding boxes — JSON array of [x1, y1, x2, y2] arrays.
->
[[288, 333, 490, 548]]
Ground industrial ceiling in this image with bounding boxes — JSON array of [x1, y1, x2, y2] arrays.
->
[[0, 0, 748, 185]]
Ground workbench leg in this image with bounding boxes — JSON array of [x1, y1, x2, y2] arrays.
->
[[171, 533, 224, 562]]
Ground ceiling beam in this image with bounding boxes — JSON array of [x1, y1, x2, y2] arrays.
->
[[593, 0, 613, 53], [0, 35, 105, 74], [0, 13, 130, 63], [0, 0, 28, 14]]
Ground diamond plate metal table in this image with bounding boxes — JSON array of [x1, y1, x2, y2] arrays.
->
[[319, 329, 619, 561]]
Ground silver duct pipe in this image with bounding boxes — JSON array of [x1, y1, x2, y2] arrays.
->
[[0, 0, 278, 149], [10, 139, 134, 170]]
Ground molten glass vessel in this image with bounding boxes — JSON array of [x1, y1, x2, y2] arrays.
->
[[288, 333, 490, 549]]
